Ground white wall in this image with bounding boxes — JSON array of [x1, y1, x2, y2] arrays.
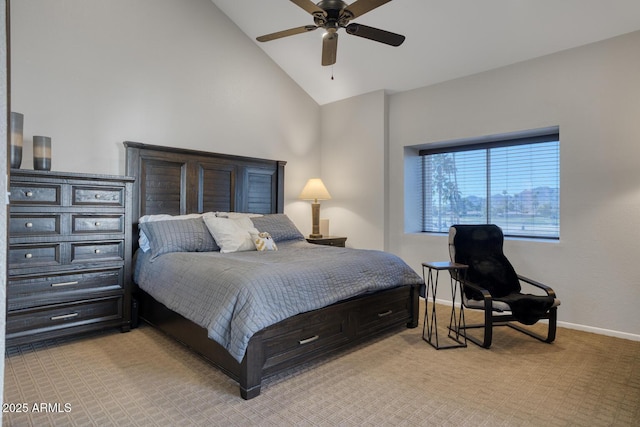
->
[[9, 0, 321, 230], [387, 31, 640, 339], [8, 1, 640, 339], [319, 90, 386, 249]]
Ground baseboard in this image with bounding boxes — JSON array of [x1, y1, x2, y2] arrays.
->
[[430, 297, 640, 342], [556, 321, 640, 342]]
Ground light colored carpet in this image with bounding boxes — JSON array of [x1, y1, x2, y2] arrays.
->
[[4, 303, 640, 426]]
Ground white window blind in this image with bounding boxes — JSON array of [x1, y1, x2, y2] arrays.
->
[[420, 133, 560, 239]]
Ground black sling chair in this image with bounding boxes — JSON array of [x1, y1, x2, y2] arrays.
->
[[448, 224, 560, 348]]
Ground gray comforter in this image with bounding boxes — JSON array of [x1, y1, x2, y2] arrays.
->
[[134, 240, 423, 362]]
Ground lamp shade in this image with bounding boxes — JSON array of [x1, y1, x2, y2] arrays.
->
[[299, 178, 331, 201]]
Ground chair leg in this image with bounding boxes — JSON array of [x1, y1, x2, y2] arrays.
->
[[458, 295, 559, 348], [506, 307, 557, 344], [483, 303, 493, 347], [547, 307, 557, 342], [460, 301, 493, 348]]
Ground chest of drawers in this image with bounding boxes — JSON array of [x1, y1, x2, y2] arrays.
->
[[7, 169, 135, 346]]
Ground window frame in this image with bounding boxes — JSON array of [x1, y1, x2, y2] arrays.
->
[[418, 131, 560, 240]]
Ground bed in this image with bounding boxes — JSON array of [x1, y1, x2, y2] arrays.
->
[[124, 141, 422, 399]]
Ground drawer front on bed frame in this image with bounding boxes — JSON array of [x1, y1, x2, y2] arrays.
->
[[7, 169, 134, 346], [352, 287, 414, 337], [261, 307, 351, 370], [257, 286, 416, 378]]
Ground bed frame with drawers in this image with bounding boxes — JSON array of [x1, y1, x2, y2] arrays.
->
[[124, 141, 419, 399]]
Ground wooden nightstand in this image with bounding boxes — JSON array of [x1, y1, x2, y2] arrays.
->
[[306, 236, 347, 247]]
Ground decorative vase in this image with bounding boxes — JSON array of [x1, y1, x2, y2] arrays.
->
[[10, 112, 24, 169], [33, 136, 52, 171]]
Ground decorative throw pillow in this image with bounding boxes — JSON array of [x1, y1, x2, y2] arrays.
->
[[202, 212, 258, 253], [138, 213, 205, 252], [140, 217, 219, 260], [250, 214, 305, 242], [199, 221, 220, 252], [251, 231, 278, 251]]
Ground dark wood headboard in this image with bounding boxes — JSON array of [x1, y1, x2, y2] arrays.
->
[[124, 141, 286, 224]]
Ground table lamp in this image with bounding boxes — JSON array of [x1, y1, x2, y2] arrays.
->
[[299, 178, 331, 238]]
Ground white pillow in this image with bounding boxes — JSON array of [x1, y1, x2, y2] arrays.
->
[[138, 213, 206, 252], [202, 212, 258, 253]]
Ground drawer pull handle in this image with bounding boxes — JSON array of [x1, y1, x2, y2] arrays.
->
[[25, 222, 33, 228], [51, 312, 79, 321], [299, 335, 320, 345], [95, 222, 101, 226], [378, 310, 393, 318], [25, 191, 33, 197], [94, 249, 101, 254], [25, 253, 33, 259], [51, 281, 79, 288]]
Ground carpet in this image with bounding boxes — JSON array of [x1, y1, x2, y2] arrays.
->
[[4, 304, 640, 426]]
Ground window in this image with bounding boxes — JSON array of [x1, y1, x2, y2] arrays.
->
[[419, 131, 560, 239]]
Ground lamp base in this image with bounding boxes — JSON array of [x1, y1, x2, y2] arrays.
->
[[310, 202, 323, 239]]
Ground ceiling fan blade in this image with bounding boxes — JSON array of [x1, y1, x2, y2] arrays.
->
[[256, 25, 318, 42], [343, 0, 393, 19], [321, 32, 338, 66], [290, 0, 327, 18], [345, 23, 405, 46]]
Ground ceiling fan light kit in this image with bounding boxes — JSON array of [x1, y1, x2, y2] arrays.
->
[[256, 0, 405, 66]]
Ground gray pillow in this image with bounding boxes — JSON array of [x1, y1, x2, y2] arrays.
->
[[139, 217, 219, 259], [251, 214, 304, 242]]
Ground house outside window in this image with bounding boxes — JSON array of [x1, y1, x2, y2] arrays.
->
[[420, 131, 560, 239]]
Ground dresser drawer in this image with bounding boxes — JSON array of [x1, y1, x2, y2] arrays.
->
[[72, 185, 125, 207], [9, 183, 61, 205], [9, 244, 61, 268], [9, 214, 61, 236], [71, 241, 124, 263], [6, 297, 123, 338], [8, 268, 123, 311], [72, 214, 125, 234], [353, 288, 411, 337]]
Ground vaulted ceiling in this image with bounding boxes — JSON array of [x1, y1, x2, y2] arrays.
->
[[212, 0, 640, 105]]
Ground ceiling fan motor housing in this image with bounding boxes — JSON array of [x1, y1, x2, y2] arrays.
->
[[314, 0, 352, 28]]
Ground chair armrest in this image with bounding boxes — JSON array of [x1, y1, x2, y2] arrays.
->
[[460, 280, 491, 297], [517, 274, 556, 298], [459, 279, 493, 310]]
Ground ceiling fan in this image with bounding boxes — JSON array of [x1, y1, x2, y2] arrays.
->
[[256, 0, 405, 66]]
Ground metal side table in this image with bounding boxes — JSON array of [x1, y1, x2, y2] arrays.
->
[[422, 261, 468, 349]]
